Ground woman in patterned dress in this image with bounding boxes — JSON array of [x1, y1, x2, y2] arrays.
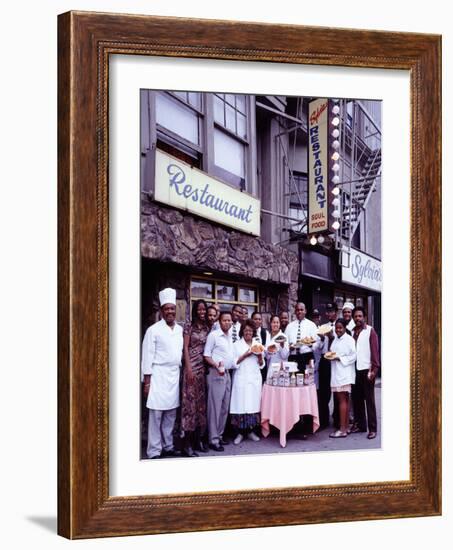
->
[[181, 299, 209, 456]]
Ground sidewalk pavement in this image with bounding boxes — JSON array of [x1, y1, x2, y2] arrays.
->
[[142, 381, 381, 460]]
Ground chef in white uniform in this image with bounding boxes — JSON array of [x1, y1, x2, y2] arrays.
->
[[142, 288, 183, 459], [342, 302, 356, 332]]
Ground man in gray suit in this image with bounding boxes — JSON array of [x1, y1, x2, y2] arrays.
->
[[203, 311, 235, 451]]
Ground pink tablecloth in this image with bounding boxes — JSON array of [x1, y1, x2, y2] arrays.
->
[[260, 383, 319, 447]]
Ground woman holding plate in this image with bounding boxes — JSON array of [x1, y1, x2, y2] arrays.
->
[[230, 320, 265, 445], [265, 315, 290, 381], [325, 318, 357, 438]]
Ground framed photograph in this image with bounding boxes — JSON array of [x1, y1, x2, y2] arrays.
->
[[58, 11, 441, 538]]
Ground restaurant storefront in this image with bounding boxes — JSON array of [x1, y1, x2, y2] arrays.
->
[[299, 247, 381, 336], [141, 197, 299, 334]]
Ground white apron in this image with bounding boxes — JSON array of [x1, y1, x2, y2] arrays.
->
[[146, 364, 180, 410], [230, 339, 263, 414]]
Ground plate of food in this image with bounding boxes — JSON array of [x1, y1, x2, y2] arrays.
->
[[324, 351, 338, 360], [266, 343, 278, 354], [274, 334, 287, 343], [250, 342, 265, 354], [301, 336, 317, 345], [317, 324, 333, 336]]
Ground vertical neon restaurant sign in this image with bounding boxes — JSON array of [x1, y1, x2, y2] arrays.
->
[[308, 98, 330, 234]]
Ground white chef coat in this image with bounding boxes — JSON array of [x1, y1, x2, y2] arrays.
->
[[203, 328, 235, 370], [330, 333, 357, 387], [141, 319, 183, 410], [285, 318, 320, 354], [265, 331, 290, 379], [230, 338, 264, 414]]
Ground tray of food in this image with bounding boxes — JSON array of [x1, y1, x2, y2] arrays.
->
[[324, 351, 338, 360]]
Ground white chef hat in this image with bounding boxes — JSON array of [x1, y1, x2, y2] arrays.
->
[[342, 301, 355, 311], [159, 287, 176, 307]]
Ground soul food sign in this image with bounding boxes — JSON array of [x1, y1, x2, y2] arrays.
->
[[308, 98, 330, 234], [154, 150, 261, 236]]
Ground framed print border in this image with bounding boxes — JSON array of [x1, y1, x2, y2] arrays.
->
[[58, 11, 441, 539]]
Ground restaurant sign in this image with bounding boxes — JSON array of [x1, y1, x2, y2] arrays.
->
[[342, 249, 382, 292], [308, 98, 329, 234], [154, 150, 261, 236]]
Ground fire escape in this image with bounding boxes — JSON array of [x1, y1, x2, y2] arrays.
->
[[337, 100, 382, 266], [273, 98, 381, 268]]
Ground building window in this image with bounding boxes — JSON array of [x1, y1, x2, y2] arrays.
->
[[156, 92, 202, 146], [190, 277, 258, 318], [334, 291, 366, 311], [145, 91, 254, 193], [213, 94, 247, 139], [289, 171, 308, 224], [212, 93, 249, 189]]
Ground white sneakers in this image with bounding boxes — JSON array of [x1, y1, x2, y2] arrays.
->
[[233, 434, 243, 445], [234, 432, 261, 444]]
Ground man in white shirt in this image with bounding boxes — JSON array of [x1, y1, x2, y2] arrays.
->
[[203, 311, 235, 451], [230, 304, 243, 344], [285, 302, 320, 437], [285, 302, 319, 372], [142, 288, 183, 459]]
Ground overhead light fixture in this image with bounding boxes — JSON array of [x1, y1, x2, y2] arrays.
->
[[332, 187, 340, 196], [317, 235, 325, 244], [332, 117, 340, 126], [310, 235, 317, 245], [332, 140, 340, 149], [203, 271, 213, 276], [332, 175, 340, 185], [332, 221, 340, 230], [331, 152, 340, 161], [332, 105, 340, 115], [331, 129, 340, 138]]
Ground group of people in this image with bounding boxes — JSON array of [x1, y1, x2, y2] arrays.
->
[[141, 288, 380, 459]]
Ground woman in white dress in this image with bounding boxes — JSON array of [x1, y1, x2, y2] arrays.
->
[[230, 320, 265, 445], [325, 318, 357, 438], [265, 315, 290, 381]]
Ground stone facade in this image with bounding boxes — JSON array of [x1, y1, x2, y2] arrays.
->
[[141, 198, 299, 325]]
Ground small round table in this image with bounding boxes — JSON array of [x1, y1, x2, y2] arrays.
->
[[260, 383, 320, 447]]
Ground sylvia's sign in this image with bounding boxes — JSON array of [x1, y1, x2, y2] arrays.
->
[[342, 249, 382, 292], [308, 98, 329, 234], [154, 150, 260, 236]]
